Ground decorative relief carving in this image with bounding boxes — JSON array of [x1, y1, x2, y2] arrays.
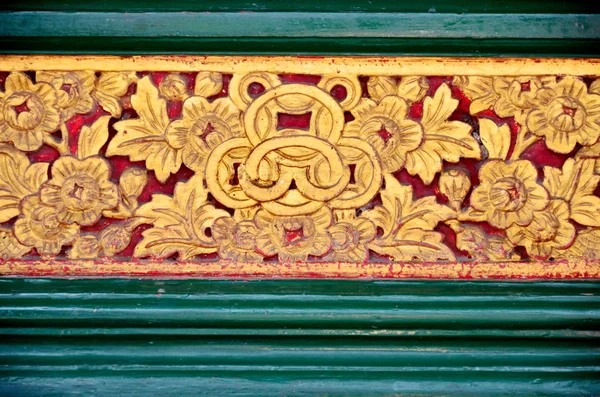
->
[[0, 56, 599, 277]]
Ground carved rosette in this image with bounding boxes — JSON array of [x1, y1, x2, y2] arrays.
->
[[0, 57, 599, 277]]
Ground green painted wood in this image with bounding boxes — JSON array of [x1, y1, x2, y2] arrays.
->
[[0, 279, 598, 396], [0, 10, 598, 55], [4, 12, 599, 39], [3, 37, 599, 56], [2, 0, 599, 13]]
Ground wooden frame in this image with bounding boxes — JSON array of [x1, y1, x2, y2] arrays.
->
[[0, 2, 599, 395]]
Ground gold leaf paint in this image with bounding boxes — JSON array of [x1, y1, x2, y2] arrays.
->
[[0, 56, 598, 278]]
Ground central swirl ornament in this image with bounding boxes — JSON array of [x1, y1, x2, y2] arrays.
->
[[206, 83, 382, 216]]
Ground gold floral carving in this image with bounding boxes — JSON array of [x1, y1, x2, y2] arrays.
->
[[0, 56, 599, 278]]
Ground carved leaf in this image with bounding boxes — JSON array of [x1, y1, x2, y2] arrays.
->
[[543, 158, 600, 226], [590, 78, 600, 95], [0, 228, 31, 259], [543, 159, 577, 198], [69, 235, 101, 259], [78, 116, 111, 159], [452, 76, 497, 114], [93, 72, 136, 118], [569, 160, 600, 227], [100, 224, 132, 256], [455, 224, 520, 261], [106, 76, 181, 182], [553, 228, 600, 259], [378, 229, 455, 261], [478, 118, 510, 160], [397, 76, 429, 103], [405, 83, 482, 184], [0, 145, 49, 223], [134, 175, 229, 259], [576, 142, 600, 174], [363, 175, 455, 261]]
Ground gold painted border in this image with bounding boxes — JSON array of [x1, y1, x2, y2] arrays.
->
[[0, 260, 598, 279], [0, 55, 599, 76], [1, 55, 599, 278]]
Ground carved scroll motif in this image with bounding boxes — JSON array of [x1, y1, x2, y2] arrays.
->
[[0, 61, 599, 275]]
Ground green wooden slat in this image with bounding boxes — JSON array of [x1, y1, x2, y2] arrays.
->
[[0, 279, 598, 395], [2, 12, 599, 39], [1, 375, 598, 397], [2, 338, 598, 367], [2, 328, 598, 338], [1, 0, 599, 13], [1, 37, 599, 56], [0, 11, 599, 55]]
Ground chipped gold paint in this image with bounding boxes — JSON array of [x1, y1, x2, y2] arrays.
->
[[1, 56, 599, 76], [0, 259, 597, 279], [0, 56, 599, 278]]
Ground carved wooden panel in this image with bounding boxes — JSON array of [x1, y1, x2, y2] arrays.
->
[[0, 56, 599, 278]]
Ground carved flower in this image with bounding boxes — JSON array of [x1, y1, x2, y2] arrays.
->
[[0, 72, 60, 151], [492, 76, 549, 119], [527, 77, 600, 153], [345, 96, 423, 172], [40, 156, 119, 226], [506, 199, 575, 259], [165, 97, 242, 172], [453, 76, 555, 117], [13, 196, 79, 256], [37, 71, 95, 120], [471, 160, 549, 229], [255, 207, 332, 262], [324, 216, 376, 262], [213, 217, 263, 262]]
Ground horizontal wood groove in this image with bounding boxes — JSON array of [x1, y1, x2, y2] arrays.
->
[[2, 0, 598, 13], [1, 279, 599, 395], [3, 12, 599, 39], [0, 11, 598, 55]]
